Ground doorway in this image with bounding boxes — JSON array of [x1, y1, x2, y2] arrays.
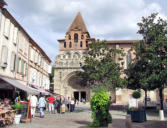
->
[[74, 91, 79, 101], [81, 91, 86, 102]]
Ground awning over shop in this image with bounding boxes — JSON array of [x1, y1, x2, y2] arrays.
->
[[0, 76, 40, 95], [32, 85, 51, 95]]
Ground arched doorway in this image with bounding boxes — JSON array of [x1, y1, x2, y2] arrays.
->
[[64, 71, 90, 102]]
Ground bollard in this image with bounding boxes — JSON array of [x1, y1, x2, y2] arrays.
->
[[108, 123, 113, 128], [125, 115, 132, 128]]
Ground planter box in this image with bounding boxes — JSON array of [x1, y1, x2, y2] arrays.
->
[[127, 110, 146, 123]]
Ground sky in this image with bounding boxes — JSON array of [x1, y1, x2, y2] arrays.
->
[[4, 0, 167, 62]]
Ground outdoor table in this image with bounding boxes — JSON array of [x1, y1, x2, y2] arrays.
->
[[0, 110, 16, 126]]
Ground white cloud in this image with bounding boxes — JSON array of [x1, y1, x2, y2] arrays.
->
[[5, 0, 167, 61]]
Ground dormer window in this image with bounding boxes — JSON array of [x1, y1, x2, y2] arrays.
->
[[74, 33, 78, 42], [69, 35, 71, 40], [81, 34, 84, 39], [64, 41, 66, 48]]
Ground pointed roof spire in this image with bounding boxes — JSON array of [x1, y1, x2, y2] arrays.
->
[[66, 12, 88, 34]]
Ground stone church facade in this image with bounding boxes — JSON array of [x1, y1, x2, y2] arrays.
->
[[54, 12, 158, 103]]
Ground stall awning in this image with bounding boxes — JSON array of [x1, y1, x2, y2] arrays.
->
[[0, 76, 40, 95], [32, 85, 51, 95]]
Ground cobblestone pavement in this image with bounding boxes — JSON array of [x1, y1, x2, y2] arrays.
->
[[8, 103, 167, 128]]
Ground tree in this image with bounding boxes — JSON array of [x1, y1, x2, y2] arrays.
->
[[77, 40, 125, 127], [78, 40, 125, 92], [125, 42, 156, 108], [133, 13, 167, 110]]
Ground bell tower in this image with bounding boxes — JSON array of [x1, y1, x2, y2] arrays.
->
[[58, 12, 93, 51]]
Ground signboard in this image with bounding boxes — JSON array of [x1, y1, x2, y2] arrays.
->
[[20, 102, 32, 123]]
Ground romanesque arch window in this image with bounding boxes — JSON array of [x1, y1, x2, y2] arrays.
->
[[64, 41, 66, 48], [86, 41, 88, 47], [80, 41, 83, 47], [74, 33, 78, 42], [81, 34, 84, 39], [126, 51, 132, 68], [69, 35, 71, 40], [69, 42, 72, 48]]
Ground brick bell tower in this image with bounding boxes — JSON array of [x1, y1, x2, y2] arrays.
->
[[58, 12, 93, 51], [54, 12, 94, 100]]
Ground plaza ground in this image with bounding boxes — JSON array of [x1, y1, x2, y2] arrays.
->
[[9, 103, 167, 128]]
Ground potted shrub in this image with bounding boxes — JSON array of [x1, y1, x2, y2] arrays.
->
[[12, 103, 22, 124], [127, 91, 146, 122]]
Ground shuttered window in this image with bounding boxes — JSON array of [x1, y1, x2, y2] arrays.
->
[[1, 46, 8, 65], [10, 52, 16, 71], [13, 27, 18, 45], [21, 59, 24, 74], [17, 57, 21, 73], [4, 18, 10, 38]]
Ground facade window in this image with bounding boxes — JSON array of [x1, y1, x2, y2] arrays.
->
[[13, 27, 18, 45], [64, 41, 66, 48], [21, 59, 24, 75], [4, 18, 10, 38], [1, 46, 8, 68], [10, 52, 16, 71], [74, 33, 78, 42], [69, 35, 71, 40], [69, 42, 72, 48], [17, 57, 21, 73], [74, 44, 77, 49], [126, 51, 132, 68], [80, 41, 83, 47], [86, 41, 88, 47], [81, 34, 84, 39]]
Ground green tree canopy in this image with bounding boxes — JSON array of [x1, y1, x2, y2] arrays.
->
[[78, 40, 126, 91]]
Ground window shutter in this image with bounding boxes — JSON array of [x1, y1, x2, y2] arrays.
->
[[1, 46, 8, 64], [10, 53, 16, 71], [17, 57, 20, 73], [13, 27, 18, 44], [21, 59, 24, 74], [4, 18, 10, 38]]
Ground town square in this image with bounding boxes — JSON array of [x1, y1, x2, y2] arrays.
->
[[0, 0, 167, 128]]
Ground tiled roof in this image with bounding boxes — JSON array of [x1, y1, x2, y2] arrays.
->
[[66, 12, 88, 34]]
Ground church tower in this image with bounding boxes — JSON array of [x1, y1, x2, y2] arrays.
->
[[54, 13, 94, 101], [58, 12, 93, 51]]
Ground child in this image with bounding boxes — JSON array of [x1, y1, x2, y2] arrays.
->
[[61, 101, 66, 114]]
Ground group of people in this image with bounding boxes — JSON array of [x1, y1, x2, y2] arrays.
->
[[29, 94, 76, 118], [0, 98, 12, 111]]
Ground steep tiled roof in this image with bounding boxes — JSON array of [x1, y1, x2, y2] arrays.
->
[[66, 12, 88, 34]]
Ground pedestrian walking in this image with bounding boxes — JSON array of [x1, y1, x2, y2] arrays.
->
[[47, 95, 55, 114], [61, 101, 66, 114], [38, 94, 46, 118], [56, 96, 61, 113], [70, 98, 75, 112], [67, 97, 71, 111], [30, 95, 38, 118]]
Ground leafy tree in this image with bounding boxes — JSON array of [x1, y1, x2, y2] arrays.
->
[[78, 40, 125, 91], [127, 13, 167, 110], [125, 42, 155, 108]]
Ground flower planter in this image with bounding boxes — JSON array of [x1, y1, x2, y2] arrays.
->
[[127, 110, 146, 123], [14, 114, 21, 124]]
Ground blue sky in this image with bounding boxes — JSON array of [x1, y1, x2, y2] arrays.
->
[[4, 0, 167, 63]]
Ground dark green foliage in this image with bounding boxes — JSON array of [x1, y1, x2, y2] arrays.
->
[[77, 40, 126, 91], [126, 13, 167, 110], [132, 91, 141, 99], [89, 91, 112, 127]]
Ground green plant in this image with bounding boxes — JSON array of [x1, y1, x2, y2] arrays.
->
[[132, 91, 141, 99], [90, 91, 112, 127], [11, 102, 23, 110]]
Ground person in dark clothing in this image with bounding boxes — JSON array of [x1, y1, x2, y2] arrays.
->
[[56, 97, 61, 113]]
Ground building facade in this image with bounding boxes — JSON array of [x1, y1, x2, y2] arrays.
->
[[54, 12, 160, 104], [0, 1, 51, 99]]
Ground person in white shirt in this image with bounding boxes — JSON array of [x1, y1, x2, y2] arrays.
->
[[30, 95, 38, 118], [70, 98, 75, 112]]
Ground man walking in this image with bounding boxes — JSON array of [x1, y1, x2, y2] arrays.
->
[[30, 95, 38, 118], [38, 94, 46, 118], [47, 95, 55, 114]]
